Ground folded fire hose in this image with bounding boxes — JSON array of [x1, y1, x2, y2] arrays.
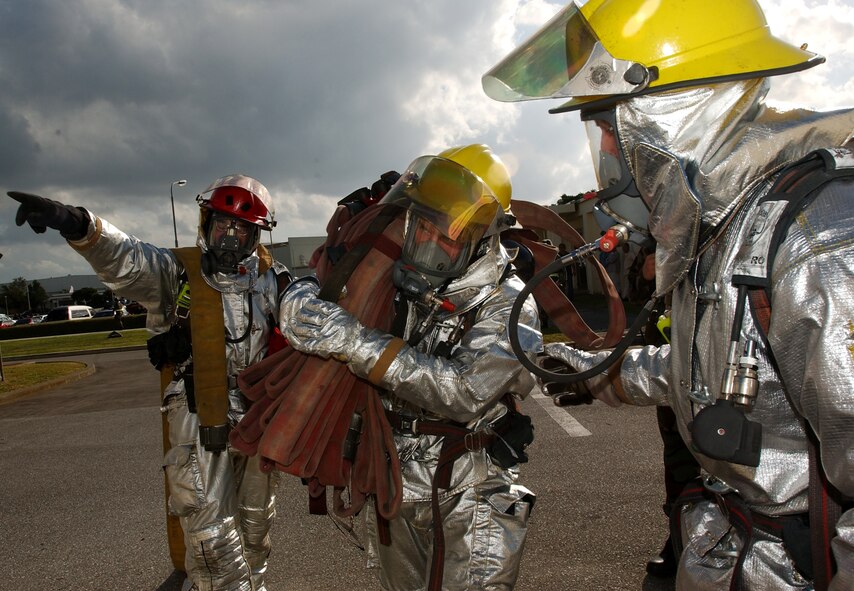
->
[[229, 202, 406, 521]]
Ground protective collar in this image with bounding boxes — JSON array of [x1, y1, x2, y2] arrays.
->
[[436, 237, 513, 318]]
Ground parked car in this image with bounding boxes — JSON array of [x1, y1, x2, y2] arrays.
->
[[43, 305, 96, 322], [0, 313, 15, 327], [13, 317, 37, 326]]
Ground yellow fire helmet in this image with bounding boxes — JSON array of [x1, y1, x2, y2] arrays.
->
[[482, 0, 824, 113], [438, 144, 512, 212]]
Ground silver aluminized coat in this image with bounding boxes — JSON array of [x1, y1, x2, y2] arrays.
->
[[69, 214, 288, 591], [351, 244, 542, 590], [611, 80, 854, 590]]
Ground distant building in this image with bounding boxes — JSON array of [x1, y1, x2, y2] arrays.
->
[[545, 199, 607, 295], [266, 236, 326, 279], [31, 274, 109, 308]]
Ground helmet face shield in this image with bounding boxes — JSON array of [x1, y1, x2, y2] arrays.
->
[[381, 155, 502, 286], [482, 2, 652, 103], [437, 144, 513, 212], [483, 0, 822, 113], [382, 155, 501, 243]]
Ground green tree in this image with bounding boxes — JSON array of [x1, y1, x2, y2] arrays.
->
[[72, 287, 100, 306], [28, 280, 49, 312], [0, 277, 30, 314]]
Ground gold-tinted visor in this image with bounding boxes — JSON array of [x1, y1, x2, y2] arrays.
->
[[482, 2, 649, 102], [381, 155, 500, 243]]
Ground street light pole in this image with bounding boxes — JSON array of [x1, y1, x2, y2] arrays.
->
[[170, 179, 188, 248]]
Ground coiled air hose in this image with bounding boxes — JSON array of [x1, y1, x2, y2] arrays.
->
[[508, 234, 658, 384]]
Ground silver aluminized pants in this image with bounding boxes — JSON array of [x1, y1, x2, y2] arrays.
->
[[676, 499, 812, 590], [365, 471, 534, 591], [163, 390, 279, 591]]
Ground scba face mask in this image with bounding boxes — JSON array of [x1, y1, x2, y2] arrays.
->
[[583, 110, 650, 237], [203, 212, 259, 274], [402, 212, 472, 287]]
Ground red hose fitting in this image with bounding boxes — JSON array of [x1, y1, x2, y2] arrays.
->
[[599, 225, 628, 253]]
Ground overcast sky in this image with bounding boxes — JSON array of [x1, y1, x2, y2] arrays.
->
[[1, 0, 852, 286]]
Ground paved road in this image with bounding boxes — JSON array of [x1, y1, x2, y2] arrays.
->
[[0, 350, 676, 591]]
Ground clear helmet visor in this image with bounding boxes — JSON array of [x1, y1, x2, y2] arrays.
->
[[482, 2, 652, 103]]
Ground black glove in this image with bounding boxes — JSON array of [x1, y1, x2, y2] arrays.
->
[[147, 326, 192, 370], [538, 354, 594, 406], [8, 191, 90, 240]]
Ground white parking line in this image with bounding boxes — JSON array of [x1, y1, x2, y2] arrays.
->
[[529, 389, 592, 437]]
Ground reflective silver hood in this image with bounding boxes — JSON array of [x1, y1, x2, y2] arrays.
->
[[615, 78, 854, 292]]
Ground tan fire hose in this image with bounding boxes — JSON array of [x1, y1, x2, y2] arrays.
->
[[158, 245, 244, 571]]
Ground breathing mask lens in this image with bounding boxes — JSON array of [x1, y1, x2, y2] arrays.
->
[[583, 111, 650, 236], [401, 212, 472, 288], [584, 115, 626, 192], [205, 213, 257, 273]]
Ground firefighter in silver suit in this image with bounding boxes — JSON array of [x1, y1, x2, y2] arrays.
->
[[9, 174, 291, 591], [280, 144, 541, 591], [483, 0, 854, 589]]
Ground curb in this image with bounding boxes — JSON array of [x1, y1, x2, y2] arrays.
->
[[0, 360, 97, 406]]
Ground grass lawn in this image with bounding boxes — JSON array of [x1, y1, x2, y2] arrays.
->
[[0, 361, 89, 400], [0, 329, 150, 400], [0, 328, 150, 358]]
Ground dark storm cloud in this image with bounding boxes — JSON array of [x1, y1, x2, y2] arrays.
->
[[1, 0, 850, 285], [0, 0, 518, 282]]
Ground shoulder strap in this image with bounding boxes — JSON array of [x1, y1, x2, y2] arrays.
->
[[734, 147, 854, 336], [171, 246, 230, 448]]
